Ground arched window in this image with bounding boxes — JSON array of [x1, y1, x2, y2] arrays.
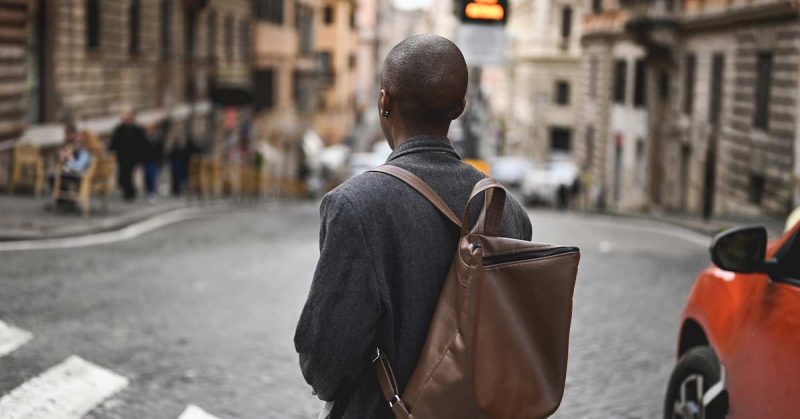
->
[[207, 9, 217, 61], [86, 0, 101, 50], [129, 0, 141, 55]]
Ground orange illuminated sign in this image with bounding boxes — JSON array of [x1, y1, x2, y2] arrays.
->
[[461, 0, 507, 24]]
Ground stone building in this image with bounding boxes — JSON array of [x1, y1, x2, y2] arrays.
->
[[15, 0, 252, 150], [252, 0, 319, 149], [507, 0, 586, 163], [314, 0, 359, 145], [577, 0, 800, 218], [0, 0, 28, 146]]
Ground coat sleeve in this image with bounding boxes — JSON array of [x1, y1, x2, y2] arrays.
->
[[294, 191, 382, 401]]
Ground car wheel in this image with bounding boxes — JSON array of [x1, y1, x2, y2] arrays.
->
[[663, 346, 728, 419]]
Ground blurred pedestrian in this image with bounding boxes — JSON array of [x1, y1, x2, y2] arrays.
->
[[49, 123, 93, 196], [110, 109, 148, 201], [167, 132, 191, 197], [143, 120, 168, 202], [294, 35, 532, 418]]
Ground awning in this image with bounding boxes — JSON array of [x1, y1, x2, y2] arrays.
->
[[209, 85, 253, 106]]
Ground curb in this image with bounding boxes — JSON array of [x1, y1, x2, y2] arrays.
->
[[0, 203, 186, 242], [574, 209, 785, 238], [0, 199, 284, 252]]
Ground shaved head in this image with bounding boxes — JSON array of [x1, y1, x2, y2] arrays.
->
[[381, 35, 468, 128]]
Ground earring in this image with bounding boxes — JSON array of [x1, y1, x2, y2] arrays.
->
[[382, 111, 390, 118]]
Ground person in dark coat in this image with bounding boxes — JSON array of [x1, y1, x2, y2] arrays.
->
[[109, 110, 149, 201], [294, 35, 533, 419], [143, 120, 168, 202]]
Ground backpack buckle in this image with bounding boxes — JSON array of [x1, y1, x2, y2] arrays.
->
[[370, 347, 381, 364]]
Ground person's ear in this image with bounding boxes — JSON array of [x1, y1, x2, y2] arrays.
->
[[379, 89, 391, 117], [449, 97, 467, 120]]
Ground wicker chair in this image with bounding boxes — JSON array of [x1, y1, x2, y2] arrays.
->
[[9, 144, 45, 196]]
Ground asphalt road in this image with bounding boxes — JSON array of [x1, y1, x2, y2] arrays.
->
[[0, 201, 709, 418]]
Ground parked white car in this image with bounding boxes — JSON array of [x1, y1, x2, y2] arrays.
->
[[490, 156, 533, 188], [347, 142, 392, 179], [520, 159, 579, 207]]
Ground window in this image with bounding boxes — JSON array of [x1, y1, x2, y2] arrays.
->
[[297, 5, 314, 54], [589, 58, 598, 99], [748, 174, 765, 204], [160, 0, 171, 58], [86, 0, 101, 50], [550, 127, 572, 152], [207, 10, 217, 61], [324, 5, 334, 24], [659, 70, 670, 102], [240, 20, 250, 60], [255, 0, 284, 24], [294, 71, 315, 114], [683, 53, 696, 114], [129, 0, 140, 55], [560, 7, 573, 40], [592, 0, 602, 14], [225, 15, 234, 60], [635, 139, 645, 187], [709, 53, 725, 124], [319, 51, 332, 76], [555, 81, 570, 105], [754, 52, 773, 130], [613, 60, 627, 104], [254, 69, 275, 110], [633, 59, 647, 108]]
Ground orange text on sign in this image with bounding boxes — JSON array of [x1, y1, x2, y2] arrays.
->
[[465, 0, 505, 21]]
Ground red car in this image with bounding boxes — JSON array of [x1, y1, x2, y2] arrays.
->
[[663, 222, 800, 418]]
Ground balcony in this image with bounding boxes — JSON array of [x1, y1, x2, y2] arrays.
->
[[619, 0, 680, 62]]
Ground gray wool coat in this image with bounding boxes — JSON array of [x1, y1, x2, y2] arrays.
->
[[294, 135, 533, 418]]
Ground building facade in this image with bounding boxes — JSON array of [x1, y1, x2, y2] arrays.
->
[[577, 0, 800, 218], [314, 0, 358, 145], [17, 0, 252, 149], [507, 0, 586, 163], [252, 0, 318, 145]]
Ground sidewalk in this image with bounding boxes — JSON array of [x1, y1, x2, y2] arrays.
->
[[609, 209, 787, 239], [0, 193, 189, 241]]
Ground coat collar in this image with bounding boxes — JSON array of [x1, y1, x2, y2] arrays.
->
[[386, 135, 461, 162]]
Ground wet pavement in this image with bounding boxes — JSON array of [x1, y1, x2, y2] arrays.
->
[[0, 201, 710, 418]]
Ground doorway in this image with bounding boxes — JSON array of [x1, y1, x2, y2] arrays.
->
[[680, 144, 692, 211]]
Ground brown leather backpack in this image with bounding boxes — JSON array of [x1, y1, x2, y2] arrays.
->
[[369, 165, 580, 419]]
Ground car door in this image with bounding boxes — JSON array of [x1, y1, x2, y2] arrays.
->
[[726, 229, 800, 418]]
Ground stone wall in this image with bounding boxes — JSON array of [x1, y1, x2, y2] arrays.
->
[[0, 0, 29, 144]]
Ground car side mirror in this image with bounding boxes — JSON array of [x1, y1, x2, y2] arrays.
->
[[710, 226, 767, 273]]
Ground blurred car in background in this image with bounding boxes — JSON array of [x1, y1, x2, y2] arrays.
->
[[489, 156, 533, 188], [347, 141, 392, 179], [520, 158, 579, 208], [663, 222, 800, 419]]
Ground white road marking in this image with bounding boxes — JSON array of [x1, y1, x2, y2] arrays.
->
[[177, 404, 221, 419], [586, 218, 711, 247], [0, 320, 32, 358], [535, 211, 712, 247], [0, 355, 129, 419], [0, 207, 209, 252]]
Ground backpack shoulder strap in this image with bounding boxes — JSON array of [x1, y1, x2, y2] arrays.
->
[[369, 165, 462, 227]]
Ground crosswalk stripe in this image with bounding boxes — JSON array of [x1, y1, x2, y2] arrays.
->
[[177, 404, 221, 419], [0, 320, 32, 358], [0, 355, 129, 419]]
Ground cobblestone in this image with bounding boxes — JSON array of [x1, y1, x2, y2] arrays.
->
[[0, 204, 710, 417]]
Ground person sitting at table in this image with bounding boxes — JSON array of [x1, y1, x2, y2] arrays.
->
[[49, 124, 93, 196]]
